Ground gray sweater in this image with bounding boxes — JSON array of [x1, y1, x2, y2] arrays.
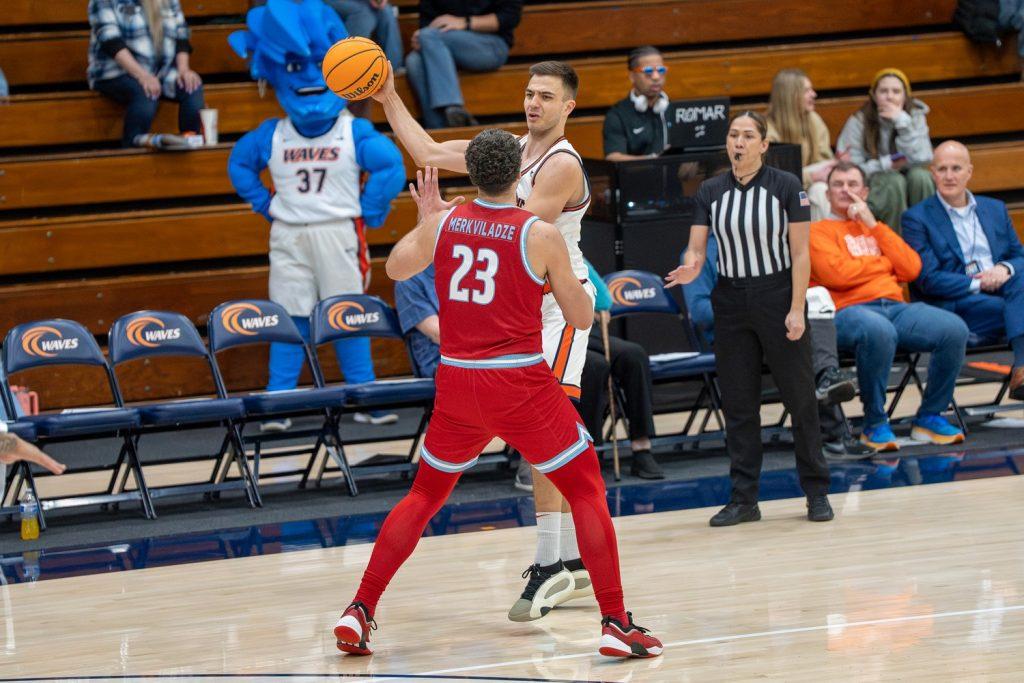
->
[[835, 99, 932, 178]]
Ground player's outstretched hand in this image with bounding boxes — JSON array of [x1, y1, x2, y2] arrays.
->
[[410, 166, 465, 219], [371, 61, 397, 102], [0, 434, 67, 475]]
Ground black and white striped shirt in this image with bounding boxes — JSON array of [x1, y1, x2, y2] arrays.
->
[[693, 165, 810, 279]]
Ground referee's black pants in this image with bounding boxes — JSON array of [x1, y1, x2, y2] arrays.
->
[[711, 271, 831, 504]]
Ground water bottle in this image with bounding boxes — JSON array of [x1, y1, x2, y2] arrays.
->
[[19, 491, 39, 541]]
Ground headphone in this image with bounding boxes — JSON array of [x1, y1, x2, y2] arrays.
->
[[630, 89, 669, 114]]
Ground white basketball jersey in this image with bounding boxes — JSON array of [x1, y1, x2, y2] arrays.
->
[[268, 111, 361, 224], [515, 136, 590, 279]]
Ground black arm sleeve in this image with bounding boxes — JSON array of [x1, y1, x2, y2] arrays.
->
[[783, 172, 811, 222]]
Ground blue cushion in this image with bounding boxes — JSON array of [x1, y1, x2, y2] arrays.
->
[[344, 378, 436, 406], [5, 421, 36, 441], [22, 409, 141, 438], [650, 352, 717, 381], [241, 386, 347, 416], [137, 398, 246, 426]]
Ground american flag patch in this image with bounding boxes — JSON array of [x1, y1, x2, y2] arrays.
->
[[799, 191, 810, 207]]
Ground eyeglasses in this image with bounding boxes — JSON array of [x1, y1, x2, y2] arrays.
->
[[634, 66, 668, 76]]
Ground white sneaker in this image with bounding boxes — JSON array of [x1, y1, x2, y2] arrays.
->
[[353, 411, 398, 425], [507, 562, 574, 622], [557, 559, 594, 604], [259, 418, 292, 432]]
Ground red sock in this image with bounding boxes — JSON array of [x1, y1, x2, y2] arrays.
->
[[544, 447, 628, 625], [353, 465, 461, 615]]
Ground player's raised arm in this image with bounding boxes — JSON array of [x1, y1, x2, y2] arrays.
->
[[386, 166, 465, 280], [527, 220, 593, 330], [372, 64, 470, 173]]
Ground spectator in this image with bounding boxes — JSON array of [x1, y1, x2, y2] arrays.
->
[[835, 68, 934, 230], [999, 0, 1024, 79], [765, 68, 845, 221], [603, 46, 670, 161], [810, 162, 969, 451], [406, 0, 522, 128], [682, 235, 871, 458], [326, 0, 404, 73], [902, 140, 1024, 401], [394, 264, 441, 379], [581, 261, 663, 479], [88, 0, 205, 147]]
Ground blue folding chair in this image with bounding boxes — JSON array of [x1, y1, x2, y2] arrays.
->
[[311, 294, 437, 480], [1, 319, 152, 528], [108, 310, 260, 508], [603, 270, 723, 446], [207, 299, 357, 496]]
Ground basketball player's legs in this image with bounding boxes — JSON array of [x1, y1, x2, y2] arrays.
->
[[334, 366, 492, 655], [267, 222, 318, 392], [510, 290, 594, 621], [499, 367, 662, 658]]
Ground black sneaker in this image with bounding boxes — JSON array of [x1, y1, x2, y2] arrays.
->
[[444, 105, 478, 128], [823, 436, 875, 460], [815, 367, 856, 405], [630, 450, 664, 479], [507, 561, 573, 622], [709, 502, 761, 527], [807, 494, 834, 522]]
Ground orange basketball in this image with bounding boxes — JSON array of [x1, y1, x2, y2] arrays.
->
[[322, 37, 389, 101]]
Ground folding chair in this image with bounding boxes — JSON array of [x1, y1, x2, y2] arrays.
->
[[603, 270, 723, 447], [310, 294, 437, 480], [108, 310, 260, 509], [207, 299, 357, 496], [1, 319, 152, 529]]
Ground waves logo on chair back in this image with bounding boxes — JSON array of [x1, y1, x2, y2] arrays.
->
[[220, 303, 280, 336], [608, 276, 657, 307], [21, 326, 79, 358], [126, 316, 182, 348], [327, 301, 381, 332]]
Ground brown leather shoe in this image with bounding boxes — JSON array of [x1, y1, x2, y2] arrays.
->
[[1010, 366, 1024, 401]]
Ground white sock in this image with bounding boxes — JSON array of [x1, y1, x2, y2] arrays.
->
[[560, 512, 581, 563], [534, 511, 561, 567]]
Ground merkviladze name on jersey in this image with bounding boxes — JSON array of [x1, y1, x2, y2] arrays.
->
[[445, 217, 519, 241]]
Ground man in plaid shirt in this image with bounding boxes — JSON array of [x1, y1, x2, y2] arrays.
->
[[88, 0, 205, 146]]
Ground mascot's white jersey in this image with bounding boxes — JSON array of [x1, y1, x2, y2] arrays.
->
[[515, 136, 591, 280], [268, 110, 361, 224]]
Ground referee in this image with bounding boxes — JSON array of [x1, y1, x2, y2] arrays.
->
[[666, 110, 833, 526]]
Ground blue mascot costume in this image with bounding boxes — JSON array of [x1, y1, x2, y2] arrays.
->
[[228, 0, 405, 425]]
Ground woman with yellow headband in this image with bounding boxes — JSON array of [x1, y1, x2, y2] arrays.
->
[[835, 68, 935, 230]]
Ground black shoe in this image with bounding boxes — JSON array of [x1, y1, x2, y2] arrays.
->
[[823, 436, 875, 460], [807, 494, 834, 522], [630, 450, 664, 479], [444, 105, 478, 128], [815, 367, 856, 405], [709, 502, 761, 527]]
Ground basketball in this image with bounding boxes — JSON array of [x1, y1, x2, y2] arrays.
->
[[322, 37, 389, 101]]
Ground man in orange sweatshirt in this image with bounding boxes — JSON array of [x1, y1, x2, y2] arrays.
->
[[810, 162, 968, 451]]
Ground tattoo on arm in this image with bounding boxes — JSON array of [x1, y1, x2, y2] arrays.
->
[[0, 433, 18, 456]]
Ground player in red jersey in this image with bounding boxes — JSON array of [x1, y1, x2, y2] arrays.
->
[[333, 130, 662, 659]]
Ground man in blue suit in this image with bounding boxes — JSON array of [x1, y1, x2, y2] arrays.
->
[[902, 140, 1024, 400]]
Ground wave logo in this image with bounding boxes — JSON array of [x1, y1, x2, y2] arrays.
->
[[126, 316, 182, 348], [608, 276, 658, 307], [327, 300, 381, 332], [21, 325, 79, 358], [221, 303, 280, 336]]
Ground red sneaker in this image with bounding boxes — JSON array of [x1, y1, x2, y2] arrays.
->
[[598, 612, 663, 658], [334, 602, 376, 655]]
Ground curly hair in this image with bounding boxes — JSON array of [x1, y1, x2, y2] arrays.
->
[[465, 129, 522, 195]]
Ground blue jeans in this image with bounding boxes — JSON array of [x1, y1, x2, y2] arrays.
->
[[0, 66, 8, 98], [267, 316, 377, 391], [93, 74, 205, 147], [835, 300, 968, 427], [325, 0, 404, 68], [405, 28, 509, 128]]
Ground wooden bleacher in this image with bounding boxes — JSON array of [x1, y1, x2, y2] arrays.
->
[[2, 0, 1023, 409]]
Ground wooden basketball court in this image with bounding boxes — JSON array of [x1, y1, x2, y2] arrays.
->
[[2, 474, 1022, 681]]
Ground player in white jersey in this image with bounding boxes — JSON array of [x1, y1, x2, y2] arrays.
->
[[229, 105, 406, 420], [371, 60, 599, 621]]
